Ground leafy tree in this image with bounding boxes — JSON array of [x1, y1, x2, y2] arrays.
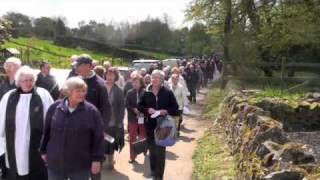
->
[[0, 18, 12, 44], [3, 12, 32, 37]]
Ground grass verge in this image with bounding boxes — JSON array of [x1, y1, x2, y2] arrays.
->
[[192, 87, 236, 180]]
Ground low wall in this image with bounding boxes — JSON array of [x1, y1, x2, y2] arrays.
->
[[218, 90, 320, 179]]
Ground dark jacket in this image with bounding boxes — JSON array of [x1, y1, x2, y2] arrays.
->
[[185, 69, 199, 87], [83, 74, 111, 132], [108, 84, 125, 128], [0, 79, 15, 100], [126, 88, 144, 123], [138, 85, 179, 141], [123, 81, 133, 97], [36, 73, 60, 100], [40, 99, 104, 173]]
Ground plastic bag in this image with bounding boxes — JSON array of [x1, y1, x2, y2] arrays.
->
[[154, 115, 177, 147]]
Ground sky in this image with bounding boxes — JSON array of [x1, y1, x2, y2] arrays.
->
[[0, 0, 193, 28]]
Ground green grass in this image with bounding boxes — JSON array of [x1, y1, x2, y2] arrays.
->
[[203, 88, 227, 119], [1, 37, 126, 68], [193, 130, 236, 180], [1, 37, 176, 68], [192, 87, 236, 180]]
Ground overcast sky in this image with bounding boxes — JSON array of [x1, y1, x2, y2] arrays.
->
[[0, 0, 192, 28]]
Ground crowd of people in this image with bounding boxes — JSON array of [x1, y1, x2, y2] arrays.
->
[[0, 54, 222, 180]]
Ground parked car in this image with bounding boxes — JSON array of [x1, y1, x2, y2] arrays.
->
[[117, 66, 132, 79], [132, 59, 160, 70], [162, 58, 181, 68]]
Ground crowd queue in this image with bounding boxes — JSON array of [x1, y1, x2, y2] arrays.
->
[[0, 54, 222, 180]]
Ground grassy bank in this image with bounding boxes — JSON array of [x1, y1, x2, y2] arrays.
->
[[192, 87, 236, 180], [1, 37, 124, 68], [1, 37, 175, 68]]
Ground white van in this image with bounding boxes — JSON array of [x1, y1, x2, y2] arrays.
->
[[162, 59, 180, 68]]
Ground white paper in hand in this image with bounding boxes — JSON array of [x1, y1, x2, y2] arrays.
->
[[104, 134, 115, 143], [151, 111, 161, 118], [138, 115, 144, 124]]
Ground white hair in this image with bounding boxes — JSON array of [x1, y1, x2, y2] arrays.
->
[[4, 57, 22, 69], [151, 69, 165, 82], [70, 55, 78, 62], [62, 77, 87, 97], [15, 65, 37, 87], [130, 70, 139, 79]]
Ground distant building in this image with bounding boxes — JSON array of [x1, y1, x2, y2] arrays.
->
[[0, 48, 21, 60]]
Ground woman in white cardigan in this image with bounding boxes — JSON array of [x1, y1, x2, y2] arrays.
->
[[168, 74, 189, 136]]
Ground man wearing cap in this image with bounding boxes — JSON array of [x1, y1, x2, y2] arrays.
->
[[75, 54, 111, 180]]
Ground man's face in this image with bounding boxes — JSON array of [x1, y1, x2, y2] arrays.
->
[[41, 64, 51, 76], [77, 64, 92, 77], [4, 63, 19, 76]]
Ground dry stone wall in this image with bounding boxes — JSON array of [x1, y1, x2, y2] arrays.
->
[[218, 90, 320, 179]]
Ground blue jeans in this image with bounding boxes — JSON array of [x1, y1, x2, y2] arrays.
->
[[48, 168, 90, 180]]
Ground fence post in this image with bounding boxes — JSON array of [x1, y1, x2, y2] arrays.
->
[[281, 57, 286, 91]]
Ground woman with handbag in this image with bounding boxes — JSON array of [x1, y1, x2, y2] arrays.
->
[[138, 70, 179, 180], [126, 74, 146, 163]]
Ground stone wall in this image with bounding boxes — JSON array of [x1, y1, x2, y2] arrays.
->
[[218, 90, 320, 179]]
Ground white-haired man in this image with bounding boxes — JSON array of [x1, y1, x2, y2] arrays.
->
[[0, 57, 22, 100]]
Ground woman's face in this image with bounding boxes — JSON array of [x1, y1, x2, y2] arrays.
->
[[106, 72, 116, 84], [151, 74, 162, 88], [19, 74, 35, 92], [69, 87, 87, 104], [172, 76, 179, 85], [132, 79, 141, 90]]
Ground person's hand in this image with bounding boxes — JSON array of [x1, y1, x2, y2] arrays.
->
[[160, 110, 168, 116], [133, 108, 139, 115], [41, 154, 47, 164], [148, 108, 156, 115], [91, 161, 101, 174]]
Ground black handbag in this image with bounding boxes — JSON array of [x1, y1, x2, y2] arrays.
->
[[132, 138, 148, 155]]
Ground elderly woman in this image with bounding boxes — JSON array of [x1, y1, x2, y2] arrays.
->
[[138, 70, 179, 180], [104, 67, 125, 170], [0, 66, 54, 180], [40, 77, 104, 180], [168, 74, 189, 137], [126, 74, 146, 163]]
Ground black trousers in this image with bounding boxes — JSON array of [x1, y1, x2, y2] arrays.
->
[[148, 142, 166, 180], [188, 85, 197, 103], [4, 168, 47, 180], [0, 154, 7, 178]]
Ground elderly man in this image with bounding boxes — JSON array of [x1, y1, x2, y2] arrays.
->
[[0, 57, 21, 178], [36, 62, 60, 100], [76, 54, 111, 180], [0, 57, 21, 100]]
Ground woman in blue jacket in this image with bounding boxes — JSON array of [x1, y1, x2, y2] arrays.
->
[[40, 77, 105, 180]]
